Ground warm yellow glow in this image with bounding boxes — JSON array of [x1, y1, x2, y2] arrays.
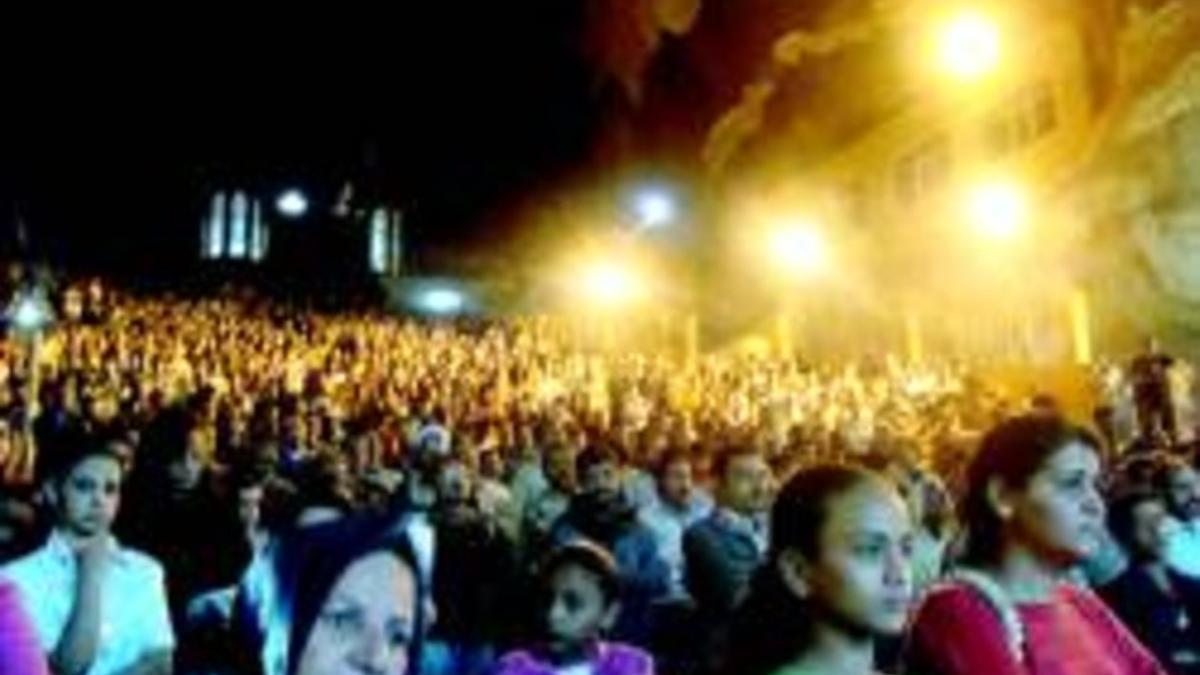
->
[[769, 223, 830, 274], [936, 10, 1002, 81], [579, 261, 640, 306], [966, 181, 1028, 240]]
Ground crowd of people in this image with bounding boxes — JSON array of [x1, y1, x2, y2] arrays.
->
[[0, 280, 1198, 675]]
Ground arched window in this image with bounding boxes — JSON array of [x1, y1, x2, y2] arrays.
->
[[229, 191, 249, 258], [370, 208, 389, 274], [250, 199, 266, 261], [207, 192, 227, 259]]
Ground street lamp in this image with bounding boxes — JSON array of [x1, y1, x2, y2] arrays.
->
[[935, 10, 1002, 81], [768, 222, 831, 275], [965, 180, 1028, 240], [276, 189, 309, 218]]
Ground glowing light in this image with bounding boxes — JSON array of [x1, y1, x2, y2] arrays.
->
[[579, 262, 640, 306], [420, 288, 465, 315], [936, 10, 1002, 81], [966, 181, 1028, 240], [633, 189, 676, 229], [769, 223, 830, 274], [10, 296, 49, 332], [276, 189, 309, 218]]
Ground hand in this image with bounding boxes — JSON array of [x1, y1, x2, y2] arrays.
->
[[74, 536, 111, 578]]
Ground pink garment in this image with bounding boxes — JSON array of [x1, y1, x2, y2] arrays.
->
[[904, 582, 1167, 675], [0, 581, 49, 675], [494, 641, 655, 675]]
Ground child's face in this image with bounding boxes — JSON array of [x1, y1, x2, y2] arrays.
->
[[545, 565, 616, 655]]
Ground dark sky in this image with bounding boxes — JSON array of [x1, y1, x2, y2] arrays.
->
[[0, 5, 604, 272]]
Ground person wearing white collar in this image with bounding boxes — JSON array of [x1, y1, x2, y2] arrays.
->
[[1158, 456, 1200, 578], [1, 440, 174, 675]]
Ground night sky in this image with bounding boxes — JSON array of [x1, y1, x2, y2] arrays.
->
[[0, 5, 604, 273]]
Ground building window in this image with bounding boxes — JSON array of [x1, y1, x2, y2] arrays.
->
[[205, 192, 227, 259], [895, 135, 952, 206], [250, 200, 266, 261], [200, 190, 269, 263], [985, 82, 1058, 157], [370, 208, 389, 274], [229, 192, 249, 259]]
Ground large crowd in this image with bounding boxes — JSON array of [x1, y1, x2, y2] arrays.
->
[[1, 281, 1199, 675]]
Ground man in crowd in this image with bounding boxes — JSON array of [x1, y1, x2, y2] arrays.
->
[[2, 438, 174, 675], [551, 444, 669, 647], [427, 453, 516, 675], [521, 440, 577, 555], [1101, 489, 1200, 674], [639, 447, 712, 604], [1159, 456, 1200, 578], [683, 444, 772, 674], [638, 447, 713, 672], [116, 408, 241, 631], [1131, 336, 1177, 444]]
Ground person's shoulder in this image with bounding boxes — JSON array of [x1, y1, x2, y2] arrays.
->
[[493, 649, 550, 675], [116, 545, 167, 580], [911, 580, 1001, 625], [598, 641, 655, 673], [1057, 582, 1129, 628], [685, 513, 720, 537], [0, 539, 54, 585]]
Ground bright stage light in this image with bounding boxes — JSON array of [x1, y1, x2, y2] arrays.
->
[[420, 288, 465, 315], [935, 10, 1002, 81], [276, 189, 309, 218], [632, 189, 676, 229], [579, 262, 639, 306], [769, 222, 830, 274], [966, 181, 1027, 240]]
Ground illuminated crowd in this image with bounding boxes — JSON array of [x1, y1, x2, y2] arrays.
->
[[0, 281, 1198, 675]]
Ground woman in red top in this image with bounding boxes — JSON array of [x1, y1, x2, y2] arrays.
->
[[903, 414, 1166, 675]]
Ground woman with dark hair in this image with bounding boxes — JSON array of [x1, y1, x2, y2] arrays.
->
[[903, 414, 1165, 675], [723, 464, 914, 675], [246, 515, 427, 675]]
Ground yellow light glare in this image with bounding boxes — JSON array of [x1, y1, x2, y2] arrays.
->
[[936, 10, 1002, 81], [769, 224, 829, 274], [966, 181, 1027, 240], [579, 262, 639, 306]]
